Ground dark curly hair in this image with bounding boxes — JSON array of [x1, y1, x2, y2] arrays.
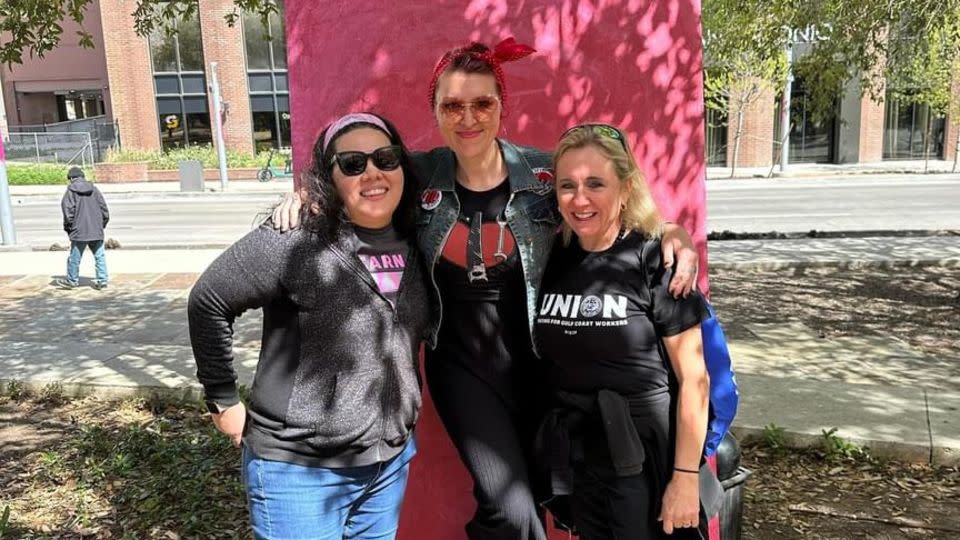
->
[[300, 113, 419, 239]]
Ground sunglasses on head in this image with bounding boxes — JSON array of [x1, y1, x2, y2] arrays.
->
[[560, 123, 629, 151], [330, 145, 402, 176], [438, 96, 500, 122]]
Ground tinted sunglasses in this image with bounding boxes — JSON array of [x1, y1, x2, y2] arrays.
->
[[560, 123, 629, 152], [438, 96, 500, 122], [330, 145, 402, 176]]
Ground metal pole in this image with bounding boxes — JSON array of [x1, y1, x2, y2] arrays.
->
[[0, 75, 15, 245], [34, 132, 40, 163], [209, 62, 229, 191], [0, 137, 17, 245], [779, 42, 793, 172]]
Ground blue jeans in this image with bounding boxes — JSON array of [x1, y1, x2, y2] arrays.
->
[[66, 240, 108, 284], [242, 438, 416, 540]]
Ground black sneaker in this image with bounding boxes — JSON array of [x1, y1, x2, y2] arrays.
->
[[92, 281, 108, 290], [56, 278, 78, 289]]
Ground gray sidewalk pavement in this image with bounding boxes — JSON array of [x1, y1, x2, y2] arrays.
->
[[5, 158, 958, 200], [7, 179, 294, 201], [706, 158, 959, 179], [1, 235, 958, 465]]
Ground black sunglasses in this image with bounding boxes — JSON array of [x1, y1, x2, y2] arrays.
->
[[330, 145, 402, 176], [560, 123, 629, 152]]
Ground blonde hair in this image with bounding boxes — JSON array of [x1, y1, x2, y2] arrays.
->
[[553, 126, 664, 245]]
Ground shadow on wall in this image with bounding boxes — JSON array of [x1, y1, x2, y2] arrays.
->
[[286, 0, 708, 287]]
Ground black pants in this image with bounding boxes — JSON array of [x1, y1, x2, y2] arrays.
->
[[426, 358, 547, 540], [571, 464, 703, 540]]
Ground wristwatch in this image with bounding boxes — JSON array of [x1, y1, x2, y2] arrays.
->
[[204, 400, 236, 414]]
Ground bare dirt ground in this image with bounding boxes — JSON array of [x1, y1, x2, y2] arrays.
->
[[0, 265, 957, 539], [711, 265, 960, 540]]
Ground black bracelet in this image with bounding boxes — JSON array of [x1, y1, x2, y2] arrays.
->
[[674, 466, 699, 474]]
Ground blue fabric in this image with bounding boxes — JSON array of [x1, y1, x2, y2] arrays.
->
[[242, 438, 416, 540], [701, 303, 739, 457], [66, 240, 108, 284]]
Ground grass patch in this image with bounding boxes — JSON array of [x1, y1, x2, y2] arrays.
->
[[4, 163, 94, 185], [0, 395, 250, 539], [106, 146, 272, 170]]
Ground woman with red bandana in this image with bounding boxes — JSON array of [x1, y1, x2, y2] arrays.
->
[[273, 39, 699, 540]]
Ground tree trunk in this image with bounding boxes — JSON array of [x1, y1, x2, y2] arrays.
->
[[923, 113, 932, 174], [953, 121, 959, 173], [730, 107, 745, 179]]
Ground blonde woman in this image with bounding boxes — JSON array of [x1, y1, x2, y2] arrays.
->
[[534, 124, 715, 539]]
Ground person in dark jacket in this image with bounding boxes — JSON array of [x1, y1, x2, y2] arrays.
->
[[57, 166, 109, 289], [188, 113, 438, 540]]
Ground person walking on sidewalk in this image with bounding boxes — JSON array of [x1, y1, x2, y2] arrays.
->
[[57, 166, 109, 289]]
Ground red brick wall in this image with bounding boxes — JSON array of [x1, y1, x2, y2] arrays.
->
[[198, 0, 254, 154], [859, 93, 885, 163], [945, 76, 960, 163], [98, 0, 160, 151], [726, 82, 776, 168]]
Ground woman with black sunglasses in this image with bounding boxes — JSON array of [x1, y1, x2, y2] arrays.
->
[[272, 39, 700, 540], [189, 112, 438, 540]]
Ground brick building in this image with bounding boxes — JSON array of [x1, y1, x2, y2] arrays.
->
[[0, 0, 288, 155], [1, 3, 956, 166], [708, 41, 960, 168]]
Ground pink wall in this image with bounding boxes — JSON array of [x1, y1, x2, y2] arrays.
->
[[286, 1, 708, 538]]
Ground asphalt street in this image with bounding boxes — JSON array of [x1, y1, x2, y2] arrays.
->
[[6, 174, 960, 248]]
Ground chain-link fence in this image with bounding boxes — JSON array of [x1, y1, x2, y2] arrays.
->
[[7, 116, 119, 163], [2, 132, 95, 166]]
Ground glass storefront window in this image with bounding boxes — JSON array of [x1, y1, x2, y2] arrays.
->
[[244, 2, 289, 150], [150, 3, 209, 150], [253, 111, 278, 152], [773, 78, 837, 164], [243, 12, 272, 70], [270, 11, 287, 69], [883, 93, 946, 160], [177, 15, 204, 71], [149, 28, 178, 73], [705, 106, 728, 166]]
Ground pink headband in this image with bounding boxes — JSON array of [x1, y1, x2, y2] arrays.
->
[[322, 113, 390, 154]]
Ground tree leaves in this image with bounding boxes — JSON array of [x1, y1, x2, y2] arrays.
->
[[0, 0, 279, 67]]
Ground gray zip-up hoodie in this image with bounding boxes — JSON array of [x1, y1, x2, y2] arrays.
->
[[61, 179, 109, 241], [188, 224, 438, 467]]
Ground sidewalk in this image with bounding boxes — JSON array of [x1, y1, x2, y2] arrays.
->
[[8, 179, 294, 200], [1, 236, 957, 465], [6, 158, 959, 199], [707, 159, 959, 179]]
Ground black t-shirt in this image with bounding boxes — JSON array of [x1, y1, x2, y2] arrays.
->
[[355, 224, 408, 307], [430, 180, 537, 405], [535, 233, 708, 394]]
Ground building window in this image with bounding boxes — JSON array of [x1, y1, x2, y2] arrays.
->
[[773, 78, 837, 164], [244, 4, 289, 151], [149, 6, 208, 150], [883, 93, 946, 160], [705, 106, 728, 166]]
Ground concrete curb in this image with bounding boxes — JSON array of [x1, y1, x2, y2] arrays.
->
[[710, 258, 960, 271], [0, 378, 204, 405], [0, 242, 234, 252], [731, 425, 958, 467], [10, 190, 291, 203], [7, 376, 955, 467]]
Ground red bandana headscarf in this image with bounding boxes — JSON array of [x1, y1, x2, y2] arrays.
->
[[428, 37, 536, 114]]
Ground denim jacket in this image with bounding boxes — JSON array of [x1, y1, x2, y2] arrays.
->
[[412, 139, 560, 352]]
